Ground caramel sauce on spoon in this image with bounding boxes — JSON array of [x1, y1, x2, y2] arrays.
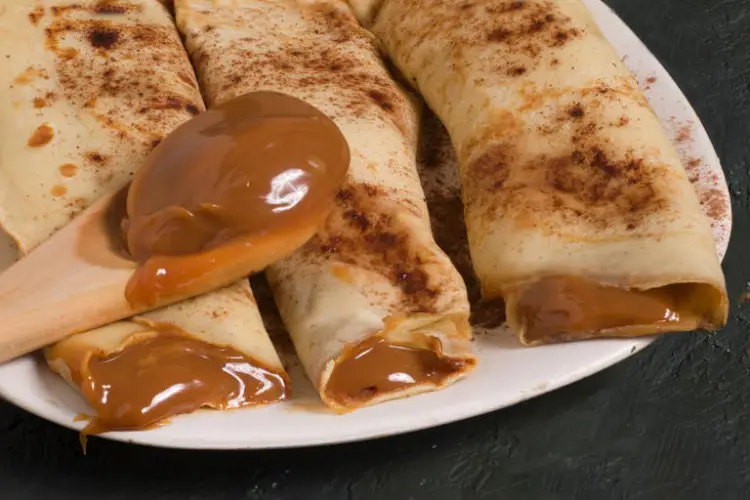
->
[[123, 91, 350, 306]]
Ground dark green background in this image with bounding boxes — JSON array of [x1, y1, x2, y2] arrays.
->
[[2, 1, 749, 498]]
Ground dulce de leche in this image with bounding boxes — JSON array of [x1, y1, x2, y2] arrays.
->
[[122, 91, 350, 307], [513, 276, 706, 344], [324, 336, 469, 408], [76, 323, 289, 434]]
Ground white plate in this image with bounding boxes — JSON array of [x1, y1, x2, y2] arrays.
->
[[0, 0, 732, 449]]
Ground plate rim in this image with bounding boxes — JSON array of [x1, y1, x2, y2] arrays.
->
[[0, 0, 733, 450]]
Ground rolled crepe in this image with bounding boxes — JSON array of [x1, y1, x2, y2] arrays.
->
[[0, 0, 288, 429], [46, 281, 288, 432], [176, 0, 476, 411], [365, 0, 728, 344], [0, 0, 201, 250]]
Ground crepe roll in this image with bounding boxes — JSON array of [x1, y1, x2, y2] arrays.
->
[[0, 0, 288, 431], [367, 0, 728, 344], [47, 281, 288, 433], [176, 0, 476, 411], [0, 0, 203, 252]]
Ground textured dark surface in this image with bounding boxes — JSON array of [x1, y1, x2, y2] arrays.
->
[[2, 0, 750, 498]]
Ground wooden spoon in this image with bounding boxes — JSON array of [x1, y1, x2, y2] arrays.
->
[[0, 91, 350, 364]]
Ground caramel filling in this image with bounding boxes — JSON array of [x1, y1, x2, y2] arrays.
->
[[121, 91, 349, 307], [76, 327, 288, 434], [325, 336, 468, 406], [513, 276, 711, 343]]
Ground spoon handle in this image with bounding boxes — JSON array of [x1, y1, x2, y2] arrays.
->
[[0, 192, 137, 364]]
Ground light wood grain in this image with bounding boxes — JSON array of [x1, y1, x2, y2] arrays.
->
[[0, 192, 137, 363]]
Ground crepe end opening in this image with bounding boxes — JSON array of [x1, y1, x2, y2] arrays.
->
[[50, 324, 290, 435], [320, 316, 476, 411], [506, 276, 728, 346]]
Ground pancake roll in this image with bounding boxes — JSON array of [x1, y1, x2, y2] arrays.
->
[[363, 0, 728, 344], [46, 281, 288, 433], [176, 0, 476, 411]]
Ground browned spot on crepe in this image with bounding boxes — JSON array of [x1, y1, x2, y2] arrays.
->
[[507, 66, 527, 76], [59, 47, 79, 60], [50, 5, 78, 16], [464, 138, 667, 232], [384, 0, 582, 82], [28, 124, 54, 147], [51, 2, 141, 16], [209, 308, 229, 319], [59, 163, 78, 177], [464, 144, 512, 195], [543, 147, 665, 230], [568, 102, 584, 118], [460, 109, 524, 204], [88, 26, 120, 49], [29, 6, 45, 25], [458, 79, 667, 232], [50, 184, 67, 197], [306, 183, 447, 313], [93, 1, 136, 14], [483, 0, 581, 54], [42, 12, 203, 148], [518, 77, 647, 114], [65, 196, 89, 219], [13, 67, 49, 85], [84, 151, 107, 165]]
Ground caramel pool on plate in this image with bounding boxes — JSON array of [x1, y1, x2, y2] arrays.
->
[[122, 91, 350, 307]]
